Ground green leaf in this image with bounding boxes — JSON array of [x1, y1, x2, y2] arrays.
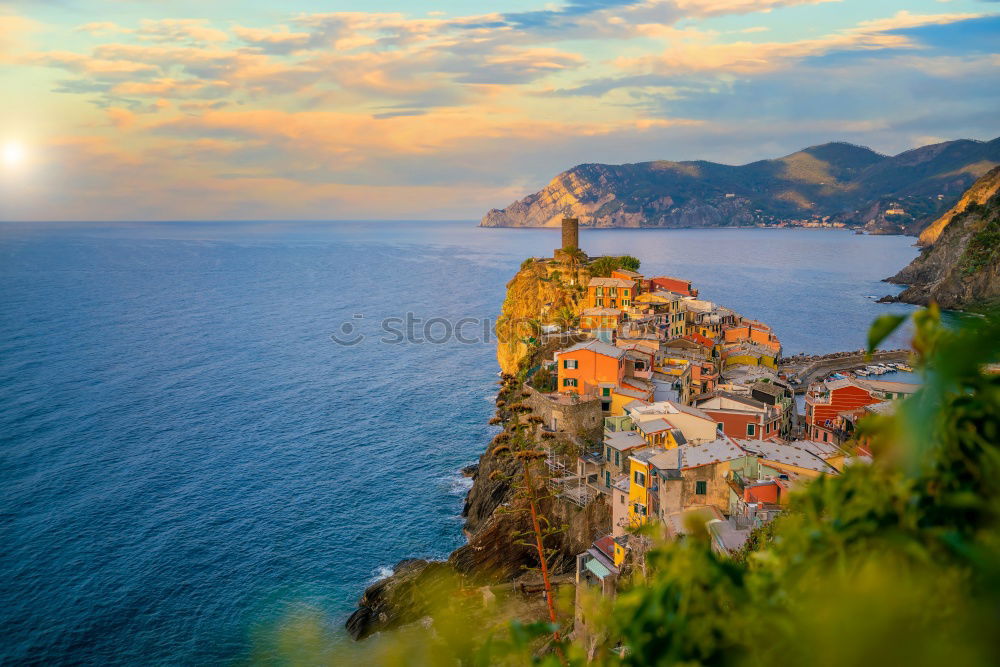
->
[[867, 314, 908, 354]]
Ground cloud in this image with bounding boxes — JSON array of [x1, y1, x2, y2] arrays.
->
[[4, 3, 998, 221]]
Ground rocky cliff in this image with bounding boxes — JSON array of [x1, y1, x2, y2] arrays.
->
[[495, 258, 589, 375], [481, 137, 1000, 233], [886, 166, 1000, 311]]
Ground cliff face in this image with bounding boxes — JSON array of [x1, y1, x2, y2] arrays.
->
[[887, 166, 1000, 310], [481, 137, 1000, 232], [495, 259, 588, 375]]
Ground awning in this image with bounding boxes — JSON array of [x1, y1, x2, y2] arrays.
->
[[585, 558, 612, 579]]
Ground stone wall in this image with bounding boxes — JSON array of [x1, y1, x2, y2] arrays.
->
[[522, 384, 602, 436]]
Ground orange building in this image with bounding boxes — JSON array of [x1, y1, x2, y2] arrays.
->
[[724, 323, 781, 353], [556, 339, 626, 398], [611, 269, 644, 288], [588, 277, 636, 310]]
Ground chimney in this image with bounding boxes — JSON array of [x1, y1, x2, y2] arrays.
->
[[561, 216, 579, 251]]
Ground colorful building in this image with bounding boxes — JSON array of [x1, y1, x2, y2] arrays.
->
[[587, 277, 636, 310], [556, 339, 626, 400], [804, 377, 918, 443], [626, 400, 719, 446], [693, 391, 782, 441], [723, 323, 781, 354]]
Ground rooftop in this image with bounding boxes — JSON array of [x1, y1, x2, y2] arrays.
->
[[604, 430, 647, 451], [588, 277, 635, 288], [735, 439, 840, 475], [559, 339, 626, 360], [613, 269, 643, 279], [674, 437, 748, 469]]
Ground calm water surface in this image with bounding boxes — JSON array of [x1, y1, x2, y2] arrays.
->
[[0, 221, 920, 663]]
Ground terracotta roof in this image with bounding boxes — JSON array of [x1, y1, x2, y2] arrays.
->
[[684, 333, 716, 348], [593, 535, 616, 560]]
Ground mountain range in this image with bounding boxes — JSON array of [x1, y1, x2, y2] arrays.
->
[[480, 137, 1000, 234]]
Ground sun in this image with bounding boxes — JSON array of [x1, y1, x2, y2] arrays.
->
[[3, 141, 26, 169]]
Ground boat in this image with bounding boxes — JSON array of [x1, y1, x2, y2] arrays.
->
[[899, 364, 913, 372], [855, 369, 869, 376]]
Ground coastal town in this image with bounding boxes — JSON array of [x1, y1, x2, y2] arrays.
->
[[496, 217, 921, 628]]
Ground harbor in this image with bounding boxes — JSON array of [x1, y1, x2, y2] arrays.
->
[[779, 349, 912, 392]]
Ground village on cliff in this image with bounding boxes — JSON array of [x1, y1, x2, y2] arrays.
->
[[510, 218, 919, 601]]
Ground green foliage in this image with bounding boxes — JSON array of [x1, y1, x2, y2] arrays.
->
[[530, 367, 555, 393], [959, 194, 999, 276], [619, 256, 641, 272], [588, 255, 642, 278]]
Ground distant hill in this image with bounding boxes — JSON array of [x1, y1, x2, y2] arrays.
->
[[886, 166, 1000, 311], [480, 137, 1000, 234]]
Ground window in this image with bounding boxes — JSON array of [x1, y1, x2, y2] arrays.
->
[[622, 300, 631, 307], [563, 378, 578, 387], [717, 422, 725, 432], [563, 359, 578, 369], [633, 503, 647, 516], [747, 423, 756, 437], [595, 287, 604, 296], [596, 298, 604, 307], [605, 471, 611, 488], [606, 446, 611, 462], [623, 289, 630, 297], [609, 287, 618, 297], [823, 432, 828, 442], [615, 451, 620, 466], [634, 471, 646, 486], [695, 480, 707, 495], [602, 387, 611, 397]]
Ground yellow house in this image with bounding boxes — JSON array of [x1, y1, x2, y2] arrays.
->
[[610, 385, 649, 416], [721, 341, 778, 370], [613, 539, 626, 567], [627, 450, 658, 527]]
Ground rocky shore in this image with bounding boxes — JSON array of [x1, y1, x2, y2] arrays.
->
[[884, 167, 1000, 311]]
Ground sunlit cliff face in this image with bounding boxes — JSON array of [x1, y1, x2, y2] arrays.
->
[[1, 1, 998, 220]]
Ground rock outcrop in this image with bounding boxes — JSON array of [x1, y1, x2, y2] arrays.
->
[[481, 137, 1000, 233], [886, 166, 1000, 310], [495, 258, 589, 375]]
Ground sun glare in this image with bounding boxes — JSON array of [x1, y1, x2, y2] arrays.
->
[[3, 141, 26, 169]]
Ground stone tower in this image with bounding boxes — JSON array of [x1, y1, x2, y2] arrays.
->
[[561, 216, 579, 250]]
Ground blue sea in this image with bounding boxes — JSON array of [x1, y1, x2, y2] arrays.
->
[[0, 221, 921, 664]]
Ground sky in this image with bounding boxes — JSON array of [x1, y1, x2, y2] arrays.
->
[[1, 0, 998, 221]]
